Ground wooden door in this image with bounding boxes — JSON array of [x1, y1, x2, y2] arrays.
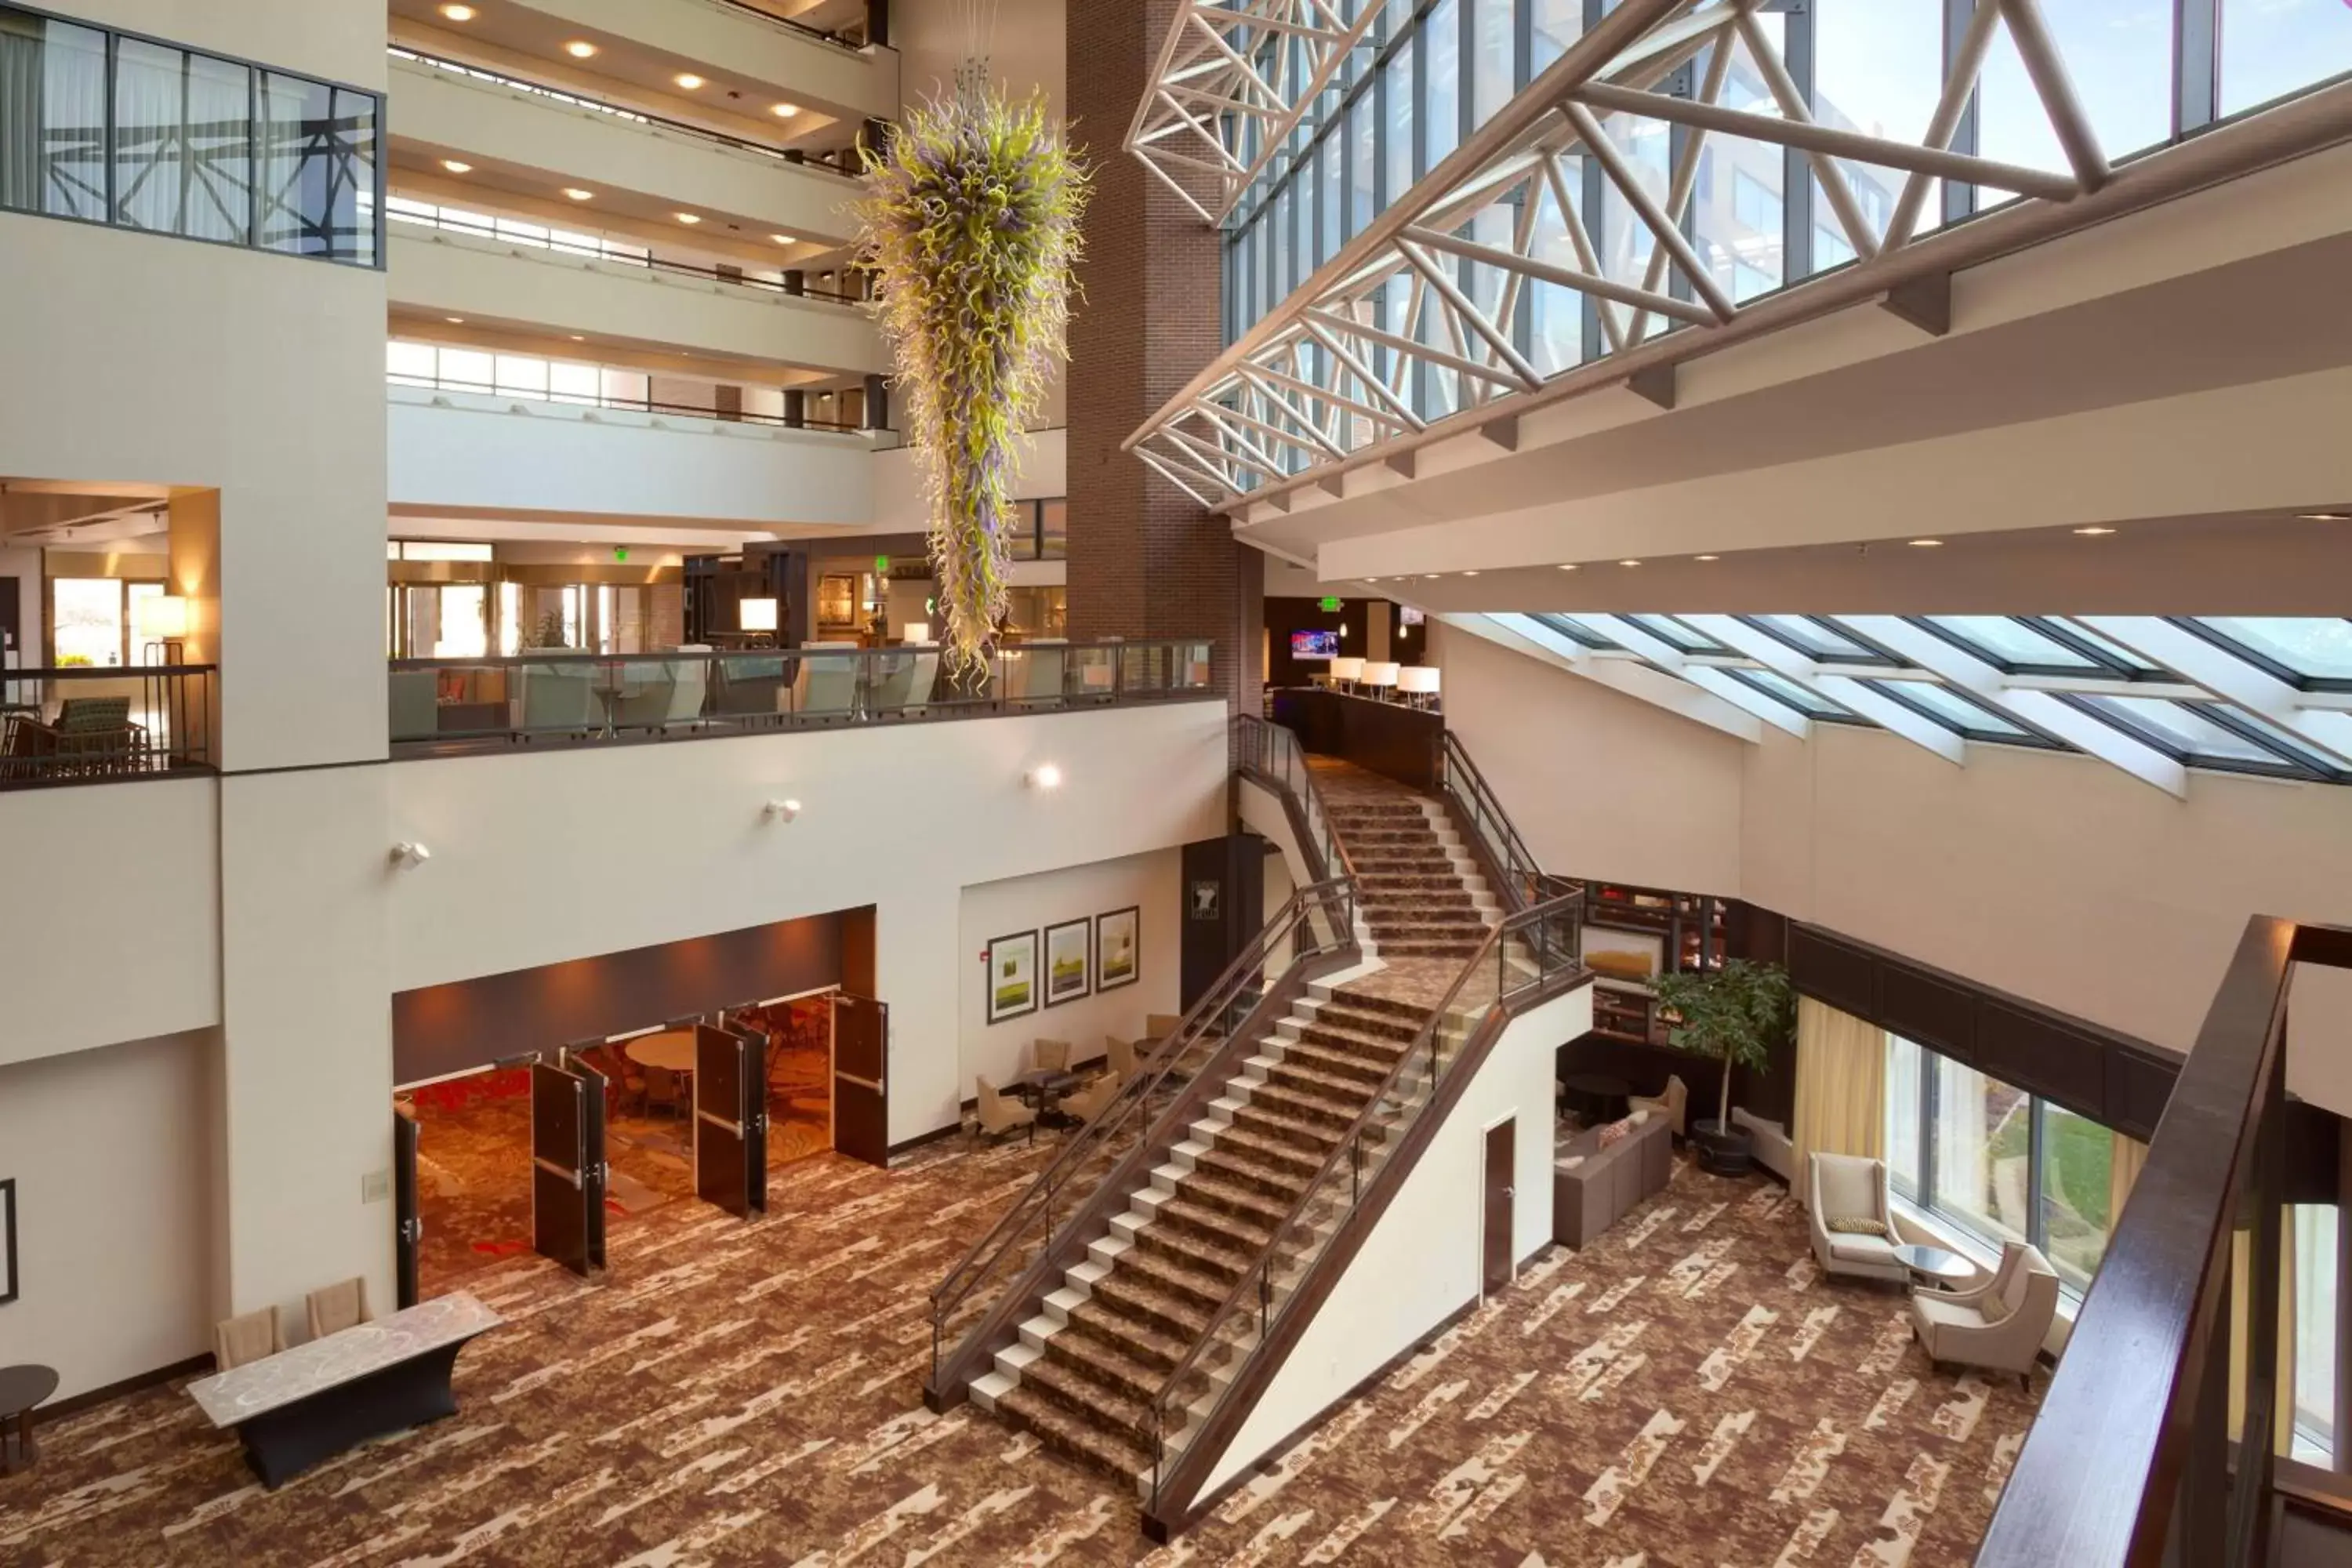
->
[[736, 1023, 768, 1214], [532, 1060, 594, 1276], [695, 1024, 750, 1216], [833, 993, 889, 1167], [568, 1050, 610, 1272], [394, 1106, 421, 1308], [1483, 1119, 1516, 1298]]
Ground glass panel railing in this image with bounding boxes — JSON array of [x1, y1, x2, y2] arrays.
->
[[927, 878, 1361, 1392], [1232, 713, 1354, 887], [1146, 889, 1586, 1509], [387, 640, 1219, 750], [0, 664, 218, 787], [1439, 729, 1559, 910]]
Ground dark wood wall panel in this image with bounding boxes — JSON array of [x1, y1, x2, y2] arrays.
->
[[1980, 1000, 2108, 1112], [1788, 927, 1878, 1020], [1269, 688, 1443, 789]]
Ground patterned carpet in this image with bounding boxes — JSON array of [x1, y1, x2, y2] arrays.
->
[[0, 1138, 2037, 1566]]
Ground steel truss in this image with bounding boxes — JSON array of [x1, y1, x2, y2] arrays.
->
[[1123, 0, 2352, 509]]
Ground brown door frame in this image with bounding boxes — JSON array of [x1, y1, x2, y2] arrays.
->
[[1482, 1116, 1516, 1300]]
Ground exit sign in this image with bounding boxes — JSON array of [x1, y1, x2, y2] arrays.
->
[[1319, 596, 1342, 612], [875, 554, 892, 575]]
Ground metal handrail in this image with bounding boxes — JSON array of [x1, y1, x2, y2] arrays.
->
[[1438, 730, 1546, 909], [707, 0, 891, 56], [387, 374, 871, 433], [386, 208, 867, 305], [927, 878, 1359, 1381], [1145, 887, 1586, 1506], [1232, 713, 1359, 887]]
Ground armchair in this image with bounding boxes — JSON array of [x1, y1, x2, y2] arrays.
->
[[1629, 1074, 1688, 1139], [1911, 1241, 2059, 1388], [1808, 1152, 1907, 1283], [1103, 1035, 1138, 1082], [1061, 1073, 1122, 1125], [1031, 1038, 1073, 1074], [973, 1076, 1036, 1145]]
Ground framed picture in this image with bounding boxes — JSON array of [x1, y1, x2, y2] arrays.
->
[[1580, 924, 1665, 985], [0, 1178, 16, 1307], [985, 931, 1039, 1024], [817, 573, 861, 629], [1095, 907, 1139, 992], [1044, 918, 1092, 1007], [1189, 880, 1221, 922]]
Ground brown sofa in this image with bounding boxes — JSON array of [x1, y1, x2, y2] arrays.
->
[[1553, 1112, 1673, 1248]]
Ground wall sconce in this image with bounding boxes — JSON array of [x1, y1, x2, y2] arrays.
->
[[390, 842, 432, 869], [764, 798, 801, 822], [1025, 764, 1063, 790]]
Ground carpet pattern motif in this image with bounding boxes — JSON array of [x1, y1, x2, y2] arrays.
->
[[2, 1142, 2036, 1566]]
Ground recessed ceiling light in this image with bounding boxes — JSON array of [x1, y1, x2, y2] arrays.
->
[[1462, 570, 1480, 577], [445, 315, 465, 324], [773, 103, 800, 118], [770, 234, 797, 245], [674, 72, 706, 90], [2297, 511, 2352, 521], [568, 334, 585, 341], [1619, 559, 1642, 567], [675, 212, 702, 225], [1696, 554, 1719, 561], [2073, 525, 2117, 536], [562, 187, 593, 201], [1908, 538, 1944, 548], [1556, 564, 1577, 572], [1423, 574, 1440, 581], [438, 2, 477, 20], [564, 39, 597, 58], [440, 158, 472, 174]]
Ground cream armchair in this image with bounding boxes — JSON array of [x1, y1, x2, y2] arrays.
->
[[1629, 1074, 1687, 1138], [1062, 1073, 1123, 1125], [1809, 1152, 1907, 1283], [1031, 1038, 1073, 1074], [1103, 1035, 1138, 1082], [972, 1077, 1036, 1145], [1912, 1241, 2059, 1388]]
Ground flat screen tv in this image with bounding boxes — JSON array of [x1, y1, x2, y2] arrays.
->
[[1290, 629, 1341, 661], [1398, 606, 1425, 627]]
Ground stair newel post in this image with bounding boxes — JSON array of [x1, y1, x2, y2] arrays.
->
[[1350, 1131, 1363, 1203], [1258, 1257, 1272, 1334]]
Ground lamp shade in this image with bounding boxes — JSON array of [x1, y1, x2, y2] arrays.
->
[[1362, 660, 1400, 689], [136, 593, 189, 639], [1328, 655, 1365, 681], [739, 597, 779, 633], [903, 622, 934, 644], [1396, 666, 1441, 695]]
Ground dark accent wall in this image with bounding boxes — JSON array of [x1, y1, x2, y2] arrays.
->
[[1180, 835, 1265, 1008], [1269, 687, 1444, 790], [1264, 597, 1370, 690], [393, 914, 845, 1084]]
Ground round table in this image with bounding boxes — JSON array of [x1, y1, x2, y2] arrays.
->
[[1015, 1069, 1083, 1127], [0, 1364, 59, 1475], [625, 1031, 699, 1073], [1561, 1072, 1632, 1125], [1892, 1243, 1976, 1293]]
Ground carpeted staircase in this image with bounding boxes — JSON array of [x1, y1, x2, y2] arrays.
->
[[971, 764, 1498, 1494]]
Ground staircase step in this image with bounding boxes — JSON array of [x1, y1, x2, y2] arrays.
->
[[1188, 1142, 1317, 1205], [1090, 1267, 1218, 1341], [1228, 1100, 1346, 1156], [1243, 1078, 1360, 1131], [1206, 1121, 1327, 1181], [1158, 1195, 1276, 1257], [1137, 1210, 1261, 1278], [1175, 1168, 1294, 1231], [996, 1384, 1153, 1479], [1260, 1054, 1381, 1109], [1052, 1308, 1185, 1396], [1273, 1032, 1400, 1081]]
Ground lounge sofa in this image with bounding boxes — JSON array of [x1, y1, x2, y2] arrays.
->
[[1553, 1111, 1672, 1248]]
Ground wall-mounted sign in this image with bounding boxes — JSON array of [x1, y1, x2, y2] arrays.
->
[[613, 546, 630, 563], [1319, 596, 1343, 612], [875, 554, 891, 575]]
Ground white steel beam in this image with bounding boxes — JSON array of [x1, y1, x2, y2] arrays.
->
[[1684, 615, 1967, 765]]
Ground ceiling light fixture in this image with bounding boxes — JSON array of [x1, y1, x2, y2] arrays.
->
[[562, 187, 593, 201], [564, 39, 597, 58], [675, 212, 702, 225], [773, 102, 800, 118], [1696, 554, 1719, 561], [568, 334, 585, 341], [2297, 511, 2352, 521], [1462, 570, 1480, 577], [1908, 538, 1944, 548], [440, 158, 472, 174], [770, 234, 797, 245], [1619, 559, 1642, 568], [2073, 525, 2118, 536], [1556, 564, 1578, 572], [1025, 763, 1063, 790], [438, 3, 477, 20], [445, 315, 465, 324], [674, 72, 706, 90]]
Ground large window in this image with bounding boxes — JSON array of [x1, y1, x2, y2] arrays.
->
[[1885, 1033, 2118, 1295], [50, 575, 168, 666], [0, 5, 378, 263]]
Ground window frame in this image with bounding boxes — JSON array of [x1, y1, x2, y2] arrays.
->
[[2173, 615, 2352, 695], [1909, 613, 2167, 680]]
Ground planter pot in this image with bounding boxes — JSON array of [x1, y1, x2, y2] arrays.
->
[[1691, 1119, 1754, 1178]]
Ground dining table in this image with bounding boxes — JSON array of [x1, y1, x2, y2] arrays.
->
[[625, 1030, 699, 1073]]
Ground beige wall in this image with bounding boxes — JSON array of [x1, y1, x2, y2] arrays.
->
[[0, 1031, 217, 1401], [1432, 622, 2352, 1114]]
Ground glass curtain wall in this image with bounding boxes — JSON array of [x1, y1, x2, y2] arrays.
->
[[1221, 0, 2352, 348], [0, 5, 377, 263]]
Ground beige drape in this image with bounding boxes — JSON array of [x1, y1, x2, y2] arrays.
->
[[1791, 996, 1886, 1207], [2109, 1134, 2147, 1228]]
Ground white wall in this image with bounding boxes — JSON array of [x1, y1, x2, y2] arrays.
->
[[0, 779, 222, 1069], [870, 426, 1068, 535], [0, 1031, 216, 1401], [389, 387, 878, 528], [1196, 985, 1590, 1498], [956, 848, 1181, 1091], [386, 702, 1227, 1142], [1434, 620, 1746, 895]]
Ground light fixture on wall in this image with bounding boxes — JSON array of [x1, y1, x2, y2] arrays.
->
[[1025, 763, 1064, 790], [390, 842, 433, 869], [2298, 511, 2352, 522], [764, 798, 802, 822]]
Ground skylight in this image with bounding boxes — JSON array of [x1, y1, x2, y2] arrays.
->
[[2194, 618, 2352, 684], [1925, 616, 2101, 671]]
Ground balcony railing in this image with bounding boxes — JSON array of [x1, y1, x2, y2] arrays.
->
[[389, 641, 1215, 753], [386, 208, 868, 307], [0, 665, 217, 789], [387, 374, 870, 434]]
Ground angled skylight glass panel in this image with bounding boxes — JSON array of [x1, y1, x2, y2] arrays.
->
[[1869, 680, 2044, 742], [1530, 612, 1620, 650], [2048, 619, 2165, 673], [2070, 695, 2316, 773], [1628, 614, 1727, 653], [2192, 618, 2352, 684], [1725, 668, 1855, 719], [1923, 615, 2101, 671], [1744, 614, 1884, 662]]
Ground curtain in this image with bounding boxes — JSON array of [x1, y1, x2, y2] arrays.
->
[[1790, 996, 1886, 1207], [2108, 1134, 2147, 1229]]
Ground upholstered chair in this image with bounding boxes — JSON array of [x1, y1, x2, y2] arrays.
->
[[213, 1308, 284, 1371], [1912, 1242, 2060, 1388], [1630, 1074, 1688, 1138], [306, 1277, 371, 1341], [1031, 1038, 1073, 1074], [974, 1077, 1036, 1145], [1146, 1013, 1183, 1042], [1104, 1035, 1138, 1082], [1808, 1152, 1908, 1283], [1062, 1074, 1122, 1126]]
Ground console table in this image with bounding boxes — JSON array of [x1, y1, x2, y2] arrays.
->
[[187, 1292, 502, 1488]]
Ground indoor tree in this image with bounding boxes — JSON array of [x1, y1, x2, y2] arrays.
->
[[1652, 959, 1795, 1172]]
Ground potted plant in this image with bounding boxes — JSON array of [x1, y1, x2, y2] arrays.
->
[[1652, 959, 1794, 1177]]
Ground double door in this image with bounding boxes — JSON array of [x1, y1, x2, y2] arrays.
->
[[693, 1023, 768, 1218]]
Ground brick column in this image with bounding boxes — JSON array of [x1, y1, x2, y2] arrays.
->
[[1065, 0, 1261, 706]]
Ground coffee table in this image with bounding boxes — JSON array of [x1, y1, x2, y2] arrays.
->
[[0, 1364, 58, 1475], [1560, 1073, 1632, 1126], [1893, 1243, 1976, 1293], [1015, 1069, 1083, 1127]]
